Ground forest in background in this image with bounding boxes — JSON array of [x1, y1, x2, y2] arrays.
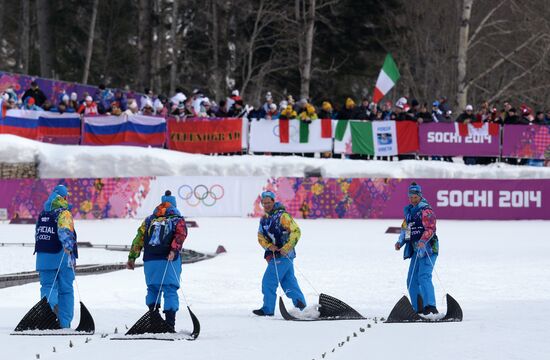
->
[[1, 0, 550, 110]]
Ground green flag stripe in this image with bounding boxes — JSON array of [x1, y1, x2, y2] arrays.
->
[[383, 54, 400, 84], [350, 122, 374, 155], [299, 121, 309, 143], [335, 120, 348, 141]]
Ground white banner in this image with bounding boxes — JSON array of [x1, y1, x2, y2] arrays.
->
[[137, 176, 266, 218], [249, 119, 332, 153], [372, 121, 398, 156]]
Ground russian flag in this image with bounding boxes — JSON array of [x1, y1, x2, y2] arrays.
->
[[0, 109, 39, 140], [38, 112, 81, 144], [82, 114, 166, 147]]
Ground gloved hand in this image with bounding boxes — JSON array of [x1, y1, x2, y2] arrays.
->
[[416, 241, 427, 257], [167, 250, 177, 261], [268, 244, 278, 252], [394, 242, 401, 251], [127, 259, 135, 270]]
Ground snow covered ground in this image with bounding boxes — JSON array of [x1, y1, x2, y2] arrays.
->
[[2, 134, 550, 179], [1, 218, 549, 360]]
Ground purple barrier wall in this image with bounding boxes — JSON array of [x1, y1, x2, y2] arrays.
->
[[1, 177, 548, 220], [0, 71, 141, 106], [418, 122, 500, 156], [502, 124, 550, 159], [250, 177, 550, 220]]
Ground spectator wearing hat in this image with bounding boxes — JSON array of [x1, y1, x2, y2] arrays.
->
[[215, 100, 230, 118], [318, 101, 336, 119], [77, 96, 98, 115], [22, 96, 44, 111], [455, 104, 476, 123], [140, 88, 154, 111], [113, 89, 128, 112], [338, 97, 360, 120], [504, 107, 521, 124], [109, 101, 123, 116], [22, 80, 47, 107], [431, 101, 444, 122], [265, 103, 279, 120], [140, 99, 154, 116], [262, 92, 274, 114], [124, 100, 139, 116], [228, 99, 247, 118], [279, 104, 297, 120]]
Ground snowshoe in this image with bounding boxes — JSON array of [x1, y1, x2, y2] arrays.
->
[[12, 297, 95, 335], [385, 294, 463, 323], [279, 293, 365, 321], [113, 306, 200, 341]]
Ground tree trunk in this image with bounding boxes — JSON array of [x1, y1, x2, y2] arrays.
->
[[152, 0, 163, 92], [456, 0, 473, 111], [36, 0, 56, 78], [211, 0, 221, 99], [300, 0, 315, 100], [169, 0, 179, 95], [18, 0, 31, 74], [138, 0, 153, 90], [82, 0, 99, 84]]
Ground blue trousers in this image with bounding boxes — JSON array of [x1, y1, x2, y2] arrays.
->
[[407, 253, 437, 312], [261, 257, 306, 315], [39, 266, 75, 328], [144, 259, 181, 312]]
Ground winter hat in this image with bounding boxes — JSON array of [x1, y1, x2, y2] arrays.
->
[[306, 103, 316, 115], [62, 94, 69, 103], [129, 100, 138, 110], [53, 184, 69, 198], [269, 103, 277, 111], [70, 92, 78, 101], [1, 93, 8, 101], [161, 190, 177, 208], [265, 91, 273, 101], [144, 99, 153, 108], [85, 95, 93, 103], [345, 98, 355, 109], [279, 100, 288, 110], [261, 191, 275, 200], [27, 97, 35, 105], [465, 104, 473, 111], [232, 89, 240, 97], [408, 182, 422, 197], [322, 101, 332, 112], [432, 100, 440, 107]]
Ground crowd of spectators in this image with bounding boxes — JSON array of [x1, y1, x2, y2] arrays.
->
[[3, 81, 550, 127], [1, 80, 549, 166]]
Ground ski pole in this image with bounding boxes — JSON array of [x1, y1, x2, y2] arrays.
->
[[423, 250, 448, 304], [283, 253, 319, 296], [47, 251, 66, 303], [406, 251, 419, 294], [153, 261, 170, 310], [169, 260, 191, 307]]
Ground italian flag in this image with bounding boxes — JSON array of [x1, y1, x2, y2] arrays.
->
[[349, 121, 418, 155], [279, 119, 332, 143], [373, 54, 400, 104], [457, 122, 500, 137]]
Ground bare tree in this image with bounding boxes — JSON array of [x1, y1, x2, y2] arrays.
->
[[169, 0, 179, 94], [456, 0, 473, 110], [138, 0, 153, 89], [82, 0, 99, 84], [18, 0, 31, 74]]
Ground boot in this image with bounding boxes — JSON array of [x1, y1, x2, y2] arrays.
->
[[164, 310, 176, 332], [296, 299, 306, 311], [252, 309, 273, 316], [422, 305, 439, 315], [148, 304, 160, 313]]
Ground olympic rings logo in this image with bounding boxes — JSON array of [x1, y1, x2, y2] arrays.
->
[[177, 184, 225, 207], [273, 124, 299, 142]]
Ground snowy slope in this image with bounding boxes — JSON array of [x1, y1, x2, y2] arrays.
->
[[1, 218, 549, 360], [1, 134, 549, 179]]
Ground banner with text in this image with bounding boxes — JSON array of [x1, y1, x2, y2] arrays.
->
[[502, 124, 550, 159], [249, 119, 332, 153], [167, 117, 244, 153], [418, 122, 500, 156], [1, 176, 547, 220]]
